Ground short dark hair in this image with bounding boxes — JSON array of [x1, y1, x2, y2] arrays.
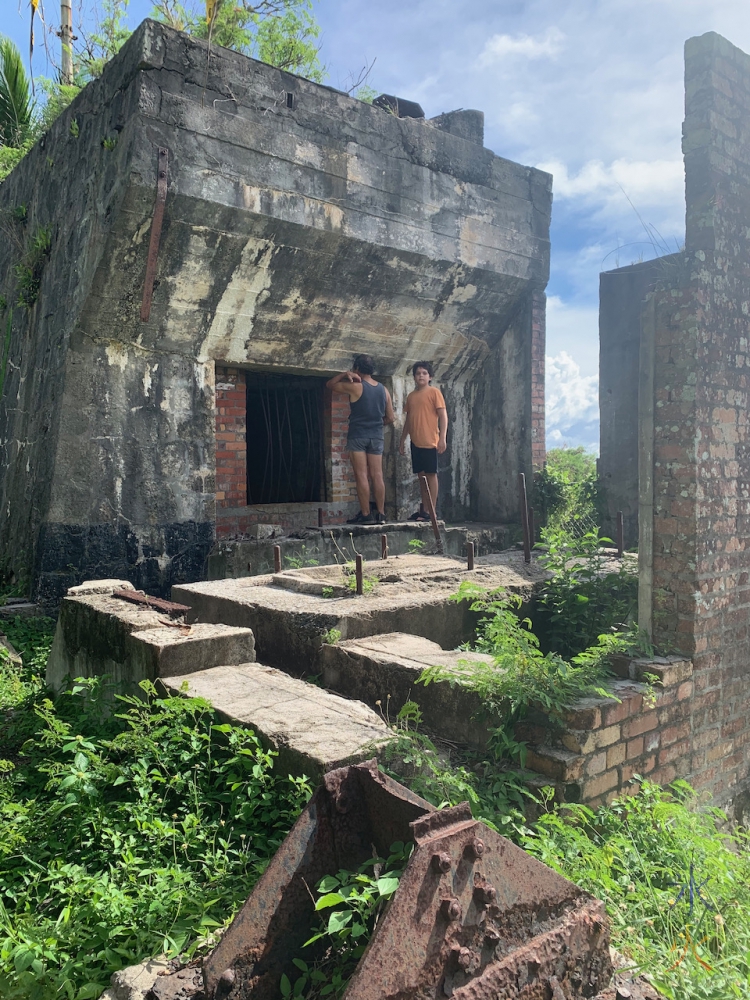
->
[[412, 361, 434, 378], [353, 353, 375, 375]]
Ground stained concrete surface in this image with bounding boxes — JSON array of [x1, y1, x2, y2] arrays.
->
[[319, 633, 496, 746], [162, 663, 393, 779], [173, 552, 546, 672], [46, 588, 255, 690], [0, 18, 550, 603]]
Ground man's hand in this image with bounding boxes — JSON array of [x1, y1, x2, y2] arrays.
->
[[346, 370, 362, 383], [399, 440, 407, 455], [437, 437, 447, 455]]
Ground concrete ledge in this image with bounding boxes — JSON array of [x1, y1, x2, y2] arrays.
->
[[162, 663, 394, 779], [46, 590, 255, 691], [319, 633, 495, 746]]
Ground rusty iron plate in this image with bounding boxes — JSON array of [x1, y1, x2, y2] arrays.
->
[[189, 762, 612, 1000], [112, 589, 190, 618]]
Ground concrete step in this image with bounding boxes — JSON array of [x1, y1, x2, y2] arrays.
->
[[161, 663, 393, 780], [319, 632, 497, 747], [173, 553, 541, 674], [46, 582, 256, 691]]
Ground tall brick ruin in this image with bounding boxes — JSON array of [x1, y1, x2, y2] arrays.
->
[[0, 20, 550, 602], [600, 32, 750, 809]]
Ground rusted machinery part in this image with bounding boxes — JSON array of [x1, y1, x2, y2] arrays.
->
[[202, 760, 432, 1000], [112, 589, 190, 618], [197, 762, 613, 1000]]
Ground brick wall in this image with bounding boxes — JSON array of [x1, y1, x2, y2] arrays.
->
[[215, 368, 247, 510], [641, 33, 750, 808], [530, 289, 546, 471], [214, 368, 360, 539], [518, 656, 694, 808]]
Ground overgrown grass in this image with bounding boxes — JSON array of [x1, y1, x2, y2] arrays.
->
[[0, 628, 311, 999]]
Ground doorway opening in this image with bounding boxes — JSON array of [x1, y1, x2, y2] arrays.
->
[[245, 371, 327, 505]]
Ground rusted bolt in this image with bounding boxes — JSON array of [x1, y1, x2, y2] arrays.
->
[[484, 926, 501, 944], [457, 947, 472, 971], [432, 851, 452, 873], [466, 837, 485, 860], [473, 882, 497, 905], [220, 968, 235, 985], [440, 897, 462, 921]]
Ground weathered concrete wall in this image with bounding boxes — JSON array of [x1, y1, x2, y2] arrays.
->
[[0, 20, 550, 602], [598, 257, 679, 547], [638, 32, 750, 809]]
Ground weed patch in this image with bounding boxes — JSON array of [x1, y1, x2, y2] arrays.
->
[[0, 630, 311, 1000]]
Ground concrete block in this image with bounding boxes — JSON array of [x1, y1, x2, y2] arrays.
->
[[162, 663, 393, 779], [46, 592, 255, 691], [100, 956, 170, 1000], [319, 632, 495, 747]]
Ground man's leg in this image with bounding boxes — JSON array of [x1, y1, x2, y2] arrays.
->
[[349, 450, 371, 514], [366, 453, 385, 514]]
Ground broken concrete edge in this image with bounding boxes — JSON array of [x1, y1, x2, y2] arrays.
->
[[46, 582, 256, 693]]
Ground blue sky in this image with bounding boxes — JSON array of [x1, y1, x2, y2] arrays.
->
[[6, 0, 750, 452]]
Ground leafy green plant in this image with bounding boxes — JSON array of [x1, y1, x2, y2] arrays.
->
[[286, 546, 319, 570], [14, 227, 52, 308], [533, 527, 638, 659], [286, 842, 411, 999], [321, 628, 341, 645], [0, 666, 311, 999], [321, 586, 334, 599], [407, 538, 425, 553], [523, 780, 750, 1000], [101, 135, 117, 150], [0, 38, 35, 149], [69, 119, 80, 138]]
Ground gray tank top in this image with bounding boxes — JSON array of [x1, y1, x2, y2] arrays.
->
[[348, 380, 386, 439]]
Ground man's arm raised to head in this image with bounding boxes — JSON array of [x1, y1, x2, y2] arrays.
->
[[326, 370, 363, 397]]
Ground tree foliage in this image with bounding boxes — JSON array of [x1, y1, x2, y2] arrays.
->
[[0, 38, 35, 150]]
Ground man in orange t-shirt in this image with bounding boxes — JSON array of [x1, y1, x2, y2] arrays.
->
[[398, 361, 448, 520]]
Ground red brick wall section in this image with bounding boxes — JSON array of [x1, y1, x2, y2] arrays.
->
[[327, 389, 358, 510], [215, 367, 247, 510], [530, 289, 546, 471], [517, 656, 694, 808]]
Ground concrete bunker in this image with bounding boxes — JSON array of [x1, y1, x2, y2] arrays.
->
[[0, 18, 550, 605]]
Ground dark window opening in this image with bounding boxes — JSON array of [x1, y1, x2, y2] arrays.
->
[[286, 92, 295, 109], [246, 372, 326, 504]]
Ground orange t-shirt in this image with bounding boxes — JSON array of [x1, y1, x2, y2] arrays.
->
[[405, 386, 446, 448]]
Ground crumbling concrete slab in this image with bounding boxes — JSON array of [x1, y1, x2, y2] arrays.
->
[[173, 552, 543, 674], [162, 664, 393, 779], [46, 587, 255, 691], [320, 633, 496, 746]]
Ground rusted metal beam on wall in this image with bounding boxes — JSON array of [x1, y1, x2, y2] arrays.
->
[[140, 146, 169, 322]]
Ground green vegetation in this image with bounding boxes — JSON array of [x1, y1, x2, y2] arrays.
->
[[0, 623, 310, 999], [525, 782, 750, 999], [14, 227, 52, 308], [534, 526, 638, 659], [285, 842, 411, 999], [533, 445, 599, 531]]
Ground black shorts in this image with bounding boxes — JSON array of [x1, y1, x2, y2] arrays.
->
[[410, 443, 438, 474]]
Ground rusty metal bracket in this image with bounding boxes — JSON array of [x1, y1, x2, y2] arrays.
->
[[191, 761, 613, 1000], [140, 146, 169, 322], [112, 589, 189, 618]]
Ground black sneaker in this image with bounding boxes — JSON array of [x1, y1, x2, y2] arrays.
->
[[376, 512, 386, 525], [346, 511, 375, 525]]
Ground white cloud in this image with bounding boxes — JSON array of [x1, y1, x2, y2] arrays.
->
[[538, 158, 683, 204], [546, 350, 599, 440], [479, 27, 564, 65], [546, 296, 599, 377]]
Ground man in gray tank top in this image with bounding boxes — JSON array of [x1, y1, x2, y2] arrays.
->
[[326, 354, 395, 524]]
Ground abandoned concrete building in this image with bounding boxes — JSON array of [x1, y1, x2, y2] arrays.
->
[[0, 19, 549, 604]]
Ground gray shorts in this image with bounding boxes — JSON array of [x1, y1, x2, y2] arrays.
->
[[347, 436, 384, 455]]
